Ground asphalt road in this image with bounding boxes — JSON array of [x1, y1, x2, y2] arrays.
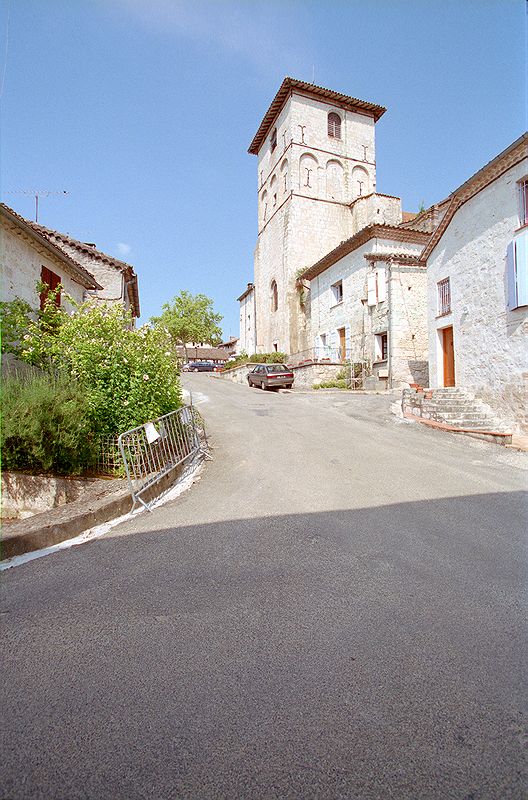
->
[[2, 374, 527, 799]]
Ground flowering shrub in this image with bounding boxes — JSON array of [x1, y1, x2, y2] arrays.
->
[[12, 294, 182, 437]]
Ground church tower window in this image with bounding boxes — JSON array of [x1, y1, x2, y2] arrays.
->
[[271, 128, 277, 152], [328, 112, 341, 139], [270, 280, 278, 311]]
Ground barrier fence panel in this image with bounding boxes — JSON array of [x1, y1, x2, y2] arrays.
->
[[118, 405, 202, 511]]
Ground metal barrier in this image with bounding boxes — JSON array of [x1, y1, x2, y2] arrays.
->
[[118, 405, 205, 511]]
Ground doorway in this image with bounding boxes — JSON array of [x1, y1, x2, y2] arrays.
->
[[337, 327, 346, 360], [442, 326, 455, 387]]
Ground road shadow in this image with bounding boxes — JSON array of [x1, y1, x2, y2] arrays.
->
[[2, 491, 527, 799]]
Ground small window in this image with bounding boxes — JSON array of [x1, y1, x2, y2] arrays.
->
[[518, 177, 528, 227], [375, 332, 388, 362], [437, 278, 451, 316], [271, 128, 277, 153], [40, 266, 61, 310], [331, 280, 343, 305], [270, 280, 278, 312], [328, 112, 341, 139]]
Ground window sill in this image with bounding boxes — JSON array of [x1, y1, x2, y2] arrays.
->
[[330, 301, 343, 309], [514, 223, 528, 233], [436, 311, 451, 319], [373, 358, 388, 365]]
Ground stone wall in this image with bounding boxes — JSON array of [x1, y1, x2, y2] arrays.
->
[[308, 238, 426, 388], [291, 362, 342, 388], [426, 158, 528, 430], [1, 219, 87, 308], [387, 264, 429, 387], [2, 472, 99, 520]]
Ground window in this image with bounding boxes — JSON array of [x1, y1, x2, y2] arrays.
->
[[375, 332, 388, 362], [437, 278, 451, 316], [328, 112, 341, 139], [271, 128, 277, 153], [270, 280, 278, 312], [507, 231, 528, 309], [331, 280, 343, 305], [40, 266, 61, 310], [518, 177, 528, 227]]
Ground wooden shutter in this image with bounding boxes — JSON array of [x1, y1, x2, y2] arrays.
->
[[367, 274, 377, 306], [515, 230, 528, 307], [507, 241, 517, 310], [376, 268, 386, 302]]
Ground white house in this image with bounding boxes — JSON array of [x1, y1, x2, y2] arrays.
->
[[0, 204, 140, 322], [237, 282, 256, 354], [0, 204, 101, 310], [300, 223, 431, 387], [423, 133, 528, 430]]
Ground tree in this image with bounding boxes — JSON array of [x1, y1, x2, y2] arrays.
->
[[151, 290, 223, 360]]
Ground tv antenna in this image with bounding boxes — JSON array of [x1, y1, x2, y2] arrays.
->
[[5, 189, 69, 223]]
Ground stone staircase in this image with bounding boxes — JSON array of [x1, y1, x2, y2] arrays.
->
[[402, 387, 512, 435]]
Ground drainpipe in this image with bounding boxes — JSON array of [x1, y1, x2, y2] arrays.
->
[[388, 257, 393, 389]]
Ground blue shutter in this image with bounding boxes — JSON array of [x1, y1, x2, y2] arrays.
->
[[515, 230, 528, 307], [507, 241, 517, 309]]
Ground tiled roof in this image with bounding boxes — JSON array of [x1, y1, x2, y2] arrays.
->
[[176, 346, 229, 361], [300, 224, 430, 281], [420, 132, 528, 263], [32, 223, 140, 317], [33, 224, 135, 273], [0, 203, 102, 290], [248, 77, 386, 155], [237, 283, 254, 302]]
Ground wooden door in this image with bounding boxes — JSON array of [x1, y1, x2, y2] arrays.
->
[[338, 327, 346, 360], [442, 326, 455, 387]]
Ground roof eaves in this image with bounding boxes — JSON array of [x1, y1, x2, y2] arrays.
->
[[248, 77, 386, 155], [0, 204, 102, 290], [300, 224, 430, 281], [421, 133, 528, 263]]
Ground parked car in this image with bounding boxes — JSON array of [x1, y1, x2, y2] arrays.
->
[[247, 364, 294, 390], [187, 361, 217, 372]]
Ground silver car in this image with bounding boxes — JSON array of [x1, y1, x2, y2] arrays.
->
[[247, 364, 294, 390]]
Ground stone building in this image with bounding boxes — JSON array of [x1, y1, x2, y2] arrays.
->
[[33, 223, 140, 321], [237, 282, 256, 354], [423, 133, 528, 430], [300, 223, 431, 388], [0, 203, 140, 321], [1, 203, 101, 310], [247, 77, 387, 355]]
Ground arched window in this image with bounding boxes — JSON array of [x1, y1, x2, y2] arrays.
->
[[270, 280, 278, 312], [328, 112, 341, 139]]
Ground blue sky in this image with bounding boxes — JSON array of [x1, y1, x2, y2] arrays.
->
[[1, 0, 526, 338]]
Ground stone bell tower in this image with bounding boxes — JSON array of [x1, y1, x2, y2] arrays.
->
[[248, 77, 386, 355]]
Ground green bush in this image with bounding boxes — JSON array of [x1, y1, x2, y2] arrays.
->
[[11, 297, 182, 437], [223, 351, 287, 370], [1, 375, 99, 474], [313, 380, 349, 390]]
